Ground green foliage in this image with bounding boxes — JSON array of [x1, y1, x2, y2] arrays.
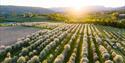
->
[[17, 56, 26, 63], [78, 12, 125, 28], [46, 11, 125, 28], [3, 16, 49, 22], [46, 12, 125, 28], [0, 17, 4, 22], [2, 52, 12, 63], [27, 55, 40, 63], [2, 57, 12, 63], [47, 13, 71, 22], [120, 19, 125, 24], [0, 23, 14, 27], [21, 48, 29, 56], [0, 24, 125, 63]]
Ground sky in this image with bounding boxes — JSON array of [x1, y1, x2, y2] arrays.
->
[[0, 0, 125, 8]]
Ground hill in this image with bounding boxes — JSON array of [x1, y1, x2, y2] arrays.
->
[[50, 6, 125, 13], [0, 5, 54, 15]]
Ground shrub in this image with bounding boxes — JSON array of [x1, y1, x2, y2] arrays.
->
[[54, 54, 64, 63], [5, 46, 12, 52], [6, 52, 11, 57], [29, 52, 33, 57], [113, 55, 123, 63], [104, 60, 113, 63], [17, 56, 26, 63], [21, 48, 29, 56], [27, 55, 40, 63], [93, 53, 98, 61], [102, 52, 110, 60], [64, 44, 70, 52], [12, 56, 18, 63], [39, 50, 46, 59], [95, 61, 100, 63], [2, 57, 12, 63], [25, 56, 29, 61], [33, 50, 37, 55], [80, 57, 89, 63], [111, 52, 116, 58]]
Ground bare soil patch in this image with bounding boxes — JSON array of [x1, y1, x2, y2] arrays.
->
[[0, 26, 40, 49]]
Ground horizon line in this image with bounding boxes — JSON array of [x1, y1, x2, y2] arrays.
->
[[0, 4, 125, 8]]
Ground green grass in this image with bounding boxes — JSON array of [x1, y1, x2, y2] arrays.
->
[[0, 23, 13, 27], [3, 16, 50, 22]]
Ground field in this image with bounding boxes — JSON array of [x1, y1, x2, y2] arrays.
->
[[0, 23, 125, 63], [0, 26, 40, 50], [3, 16, 49, 22]]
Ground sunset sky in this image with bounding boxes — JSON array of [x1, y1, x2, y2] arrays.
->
[[0, 0, 125, 8]]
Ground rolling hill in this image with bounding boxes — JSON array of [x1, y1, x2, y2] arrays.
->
[[0, 5, 55, 15]]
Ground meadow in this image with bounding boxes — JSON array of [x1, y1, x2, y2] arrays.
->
[[2, 16, 49, 22]]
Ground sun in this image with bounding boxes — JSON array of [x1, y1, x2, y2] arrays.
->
[[73, 4, 84, 11], [70, 5, 84, 16], [66, 0, 87, 16], [69, 0, 86, 13]]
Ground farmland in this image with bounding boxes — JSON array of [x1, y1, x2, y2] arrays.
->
[[0, 26, 40, 50], [0, 23, 125, 63], [2, 16, 49, 22]]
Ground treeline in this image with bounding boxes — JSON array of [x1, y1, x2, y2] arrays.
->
[[46, 13, 71, 22], [81, 12, 125, 28], [0, 10, 125, 28], [46, 11, 125, 28], [0, 13, 49, 22]]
